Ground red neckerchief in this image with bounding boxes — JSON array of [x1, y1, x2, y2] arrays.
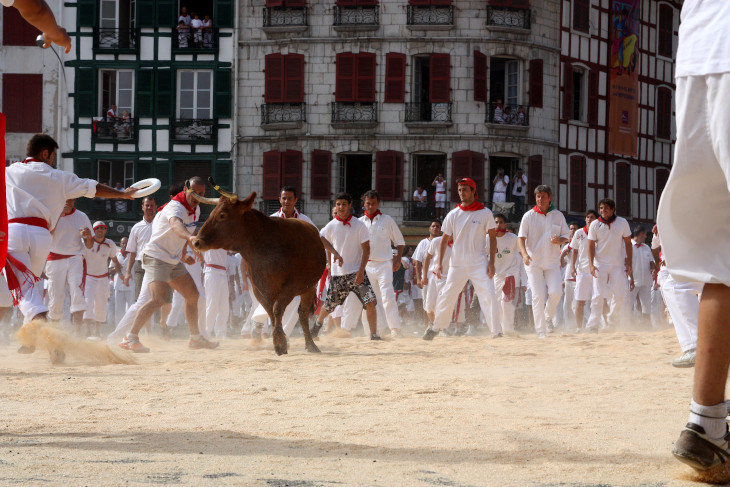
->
[[533, 204, 555, 215], [583, 225, 589, 234], [94, 238, 110, 253], [457, 201, 485, 211], [634, 242, 642, 248], [63, 208, 76, 217], [121, 250, 128, 258], [22, 157, 43, 164], [364, 210, 381, 221], [171, 191, 196, 216], [495, 228, 507, 236], [598, 214, 617, 229], [278, 208, 299, 219], [335, 214, 352, 226]]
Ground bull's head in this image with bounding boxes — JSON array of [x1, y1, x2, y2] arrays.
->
[[188, 177, 256, 252]]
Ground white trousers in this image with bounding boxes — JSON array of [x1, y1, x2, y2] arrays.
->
[[629, 284, 652, 315], [0, 273, 12, 308], [659, 269, 701, 353], [433, 264, 496, 331], [365, 260, 402, 330], [204, 270, 230, 339], [562, 279, 576, 330], [493, 192, 507, 203], [251, 295, 301, 337], [7, 223, 52, 322], [46, 255, 86, 320], [83, 275, 110, 322], [341, 292, 386, 332], [586, 265, 629, 329], [524, 263, 563, 334], [493, 274, 518, 334], [114, 288, 134, 325], [423, 274, 444, 315]]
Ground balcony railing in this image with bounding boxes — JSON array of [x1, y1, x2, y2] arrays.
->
[[406, 5, 454, 26], [171, 119, 217, 144], [333, 5, 379, 27], [331, 102, 377, 124], [92, 118, 138, 143], [259, 200, 304, 216], [263, 7, 308, 27], [487, 104, 530, 126], [404, 200, 437, 222], [261, 103, 306, 125], [486, 6, 531, 29], [173, 27, 218, 50], [405, 102, 452, 123], [93, 27, 138, 51]]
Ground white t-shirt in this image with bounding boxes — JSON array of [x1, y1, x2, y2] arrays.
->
[[441, 205, 496, 268], [178, 14, 191, 25], [427, 236, 452, 279], [49, 209, 92, 255], [675, 1, 730, 78], [570, 226, 591, 274], [191, 18, 203, 29], [360, 212, 405, 263], [494, 176, 509, 194], [631, 240, 654, 287], [143, 200, 200, 265], [518, 207, 570, 269], [319, 216, 370, 276], [494, 232, 520, 277], [270, 208, 315, 227], [126, 218, 154, 262], [84, 238, 118, 276], [204, 248, 228, 274], [413, 189, 427, 202], [434, 181, 447, 200], [114, 251, 133, 290], [512, 174, 527, 196], [227, 253, 242, 277], [587, 216, 631, 268]]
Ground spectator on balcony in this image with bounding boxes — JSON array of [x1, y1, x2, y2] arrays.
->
[[178, 6, 191, 26], [503, 106, 514, 124], [493, 99, 505, 124], [176, 20, 190, 48], [513, 106, 526, 125], [191, 12, 203, 48], [432, 173, 447, 220], [512, 167, 527, 216], [106, 104, 117, 121], [493, 168, 509, 203], [202, 14, 213, 48], [114, 182, 128, 214], [118, 110, 132, 139], [413, 185, 428, 220]]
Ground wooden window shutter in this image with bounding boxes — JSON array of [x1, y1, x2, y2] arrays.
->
[[3, 6, 40, 46], [587, 70, 599, 124], [154, 160, 172, 199], [384, 53, 407, 103], [430, 53, 451, 103], [266, 0, 284, 6], [286, 0, 307, 8], [569, 156, 585, 213], [281, 150, 303, 193], [474, 51, 488, 102], [155, 69, 173, 118], [563, 63, 573, 119], [215, 0, 235, 28], [615, 163, 630, 216], [658, 5, 673, 58], [471, 152, 486, 201], [357, 0, 379, 6], [136, 0, 155, 27], [74, 158, 95, 179], [409, 0, 431, 5], [135, 69, 155, 118], [529, 58, 543, 108], [451, 150, 473, 201], [527, 155, 542, 207], [656, 169, 669, 201], [213, 160, 233, 191], [3, 74, 42, 133], [310, 150, 332, 200], [337, 0, 358, 5], [573, 0, 590, 33], [74, 67, 97, 118], [657, 88, 671, 139], [263, 151, 283, 200], [490, 0, 529, 7], [156, 0, 175, 27], [77, 0, 97, 27], [431, 0, 453, 5], [356, 53, 376, 102], [336, 53, 356, 102], [214, 68, 232, 118], [375, 151, 403, 201], [265, 54, 285, 103], [135, 161, 153, 181], [284, 54, 305, 103]]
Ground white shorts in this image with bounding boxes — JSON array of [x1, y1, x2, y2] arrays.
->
[[574, 272, 593, 302]]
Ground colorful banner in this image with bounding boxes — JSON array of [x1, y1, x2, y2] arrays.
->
[[608, 0, 640, 157], [0, 113, 7, 269]]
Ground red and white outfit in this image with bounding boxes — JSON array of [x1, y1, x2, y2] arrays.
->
[[114, 249, 134, 324], [493, 176, 509, 203], [412, 236, 432, 303], [126, 218, 153, 264], [629, 239, 654, 317], [517, 206, 570, 334], [493, 231, 520, 334], [83, 237, 117, 323], [423, 236, 451, 315], [571, 226, 593, 303], [434, 180, 447, 208], [166, 260, 205, 332], [5, 158, 97, 322], [203, 248, 230, 339], [45, 208, 92, 321]]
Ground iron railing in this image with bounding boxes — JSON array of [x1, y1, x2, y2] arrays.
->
[[403, 200, 437, 222], [333, 5, 379, 26], [93, 27, 138, 51], [331, 102, 377, 124], [263, 7, 308, 27], [259, 200, 305, 216], [487, 104, 530, 126], [405, 102, 452, 123], [406, 5, 454, 26], [93, 118, 138, 143], [171, 119, 217, 143], [486, 6, 531, 29], [173, 26, 218, 50], [261, 103, 306, 125]]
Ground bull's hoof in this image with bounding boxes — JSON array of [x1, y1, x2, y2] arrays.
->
[[306, 343, 321, 354], [274, 340, 288, 356], [274, 346, 288, 356]]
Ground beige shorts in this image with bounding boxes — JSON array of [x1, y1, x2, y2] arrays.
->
[[141, 254, 188, 283]]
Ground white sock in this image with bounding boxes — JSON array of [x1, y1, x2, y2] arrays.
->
[[689, 399, 728, 439], [125, 333, 138, 339]]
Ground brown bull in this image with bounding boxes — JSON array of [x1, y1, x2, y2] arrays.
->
[[188, 179, 325, 355]]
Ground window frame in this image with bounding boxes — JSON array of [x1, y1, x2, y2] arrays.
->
[[176, 69, 214, 119], [99, 69, 136, 118]]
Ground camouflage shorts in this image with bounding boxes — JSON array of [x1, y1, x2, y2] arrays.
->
[[324, 273, 376, 312]]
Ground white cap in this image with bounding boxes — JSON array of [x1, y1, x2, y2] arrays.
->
[[93, 221, 108, 230]]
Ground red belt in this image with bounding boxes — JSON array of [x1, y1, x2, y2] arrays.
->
[[9, 217, 49, 230], [87, 272, 109, 279], [437, 191, 446, 194], [206, 264, 226, 270], [48, 252, 74, 261]]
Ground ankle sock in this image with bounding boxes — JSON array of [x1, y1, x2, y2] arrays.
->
[[689, 399, 728, 439]]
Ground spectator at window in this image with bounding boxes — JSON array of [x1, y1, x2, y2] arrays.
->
[[106, 104, 117, 121], [503, 106, 514, 124], [191, 13, 203, 48], [493, 99, 505, 123], [114, 182, 128, 213], [413, 185, 428, 220], [177, 20, 190, 48], [117, 110, 132, 139], [493, 168, 509, 203], [202, 14, 213, 48], [178, 6, 191, 26], [512, 167, 527, 216], [513, 106, 526, 125]]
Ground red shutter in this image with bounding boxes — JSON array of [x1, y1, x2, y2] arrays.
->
[[563, 63, 573, 119], [658, 5, 673, 57], [489, 0, 529, 7], [573, 0, 590, 32], [281, 150, 303, 192], [384, 53, 406, 103], [356, 0, 379, 5], [569, 156, 585, 213], [2, 5, 41, 46], [431, 0, 453, 5], [657, 88, 671, 139], [265, 54, 284, 103], [409, 0, 431, 5], [656, 169, 669, 202], [356, 52, 376, 102], [474, 51, 487, 102], [285, 0, 307, 6], [529, 59, 543, 108], [266, 0, 284, 6], [311, 150, 332, 200], [284, 54, 304, 103], [430, 53, 450, 103], [527, 155, 542, 207], [263, 151, 282, 200], [451, 150, 473, 201], [336, 52, 356, 102], [471, 152, 485, 201], [375, 150, 403, 201], [3, 74, 43, 133], [587, 70, 599, 124], [615, 163, 630, 216], [337, 0, 357, 5]]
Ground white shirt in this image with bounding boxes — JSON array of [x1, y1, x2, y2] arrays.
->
[[494, 176, 509, 193], [126, 218, 154, 262], [360, 212, 405, 263], [204, 248, 228, 274], [143, 200, 200, 265], [6, 160, 97, 231], [570, 226, 591, 274], [676, 1, 730, 77], [631, 240, 654, 287], [114, 251, 132, 290], [494, 232, 520, 277], [512, 174, 527, 196], [427, 236, 451, 279], [270, 208, 315, 227], [441, 205, 496, 268], [84, 238, 118, 276], [434, 180, 447, 199], [587, 216, 631, 268], [319, 216, 370, 276], [191, 18, 203, 29], [227, 253, 242, 277], [518, 207, 570, 269], [412, 237, 431, 280], [413, 189, 427, 202], [49, 209, 92, 256], [178, 14, 191, 25]]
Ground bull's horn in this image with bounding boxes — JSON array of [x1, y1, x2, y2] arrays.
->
[[208, 177, 238, 202], [186, 187, 220, 205]]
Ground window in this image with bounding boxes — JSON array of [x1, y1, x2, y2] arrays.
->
[[334, 0, 379, 27], [563, 64, 586, 122], [656, 169, 669, 202], [2, 4, 40, 46], [615, 162, 630, 216], [263, 0, 307, 28], [450, 151, 485, 201], [178, 70, 213, 119], [2, 74, 43, 133], [407, 53, 451, 122], [384, 53, 406, 103], [587, 70, 598, 124], [265, 53, 304, 103], [97, 0, 136, 49], [489, 57, 526, 124], [262, 150, 303, 200], [569, 155, 586, 213], [573, 0, 590, 33], [332, 52, 377, 124], [375, 150, 404, 201], [486, 0, 530, 28], [656, 87, 672, 139], [100, 70, 135, 118], [98, 160, 135, 188], [407, 0, 453, 26], [658, 4, 673, 58], [311, 150, 332, 200], [528, 59, 543, 108], [474, 51, 488, 102]]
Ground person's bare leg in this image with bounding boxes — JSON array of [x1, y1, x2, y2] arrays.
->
[[169, 274, 200, 336], [129, 281, 167, 335], [365, 301, 378, 336], [694, 284, 730, 406], [575, 300, 585, 329], [159, 302, 172, 337]]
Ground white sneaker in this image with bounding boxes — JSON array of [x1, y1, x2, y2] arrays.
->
[[672, 349, 696, 368], [390, 329, 403, 339], [465, 325, 476, 336], [536, 332, 547, 339]]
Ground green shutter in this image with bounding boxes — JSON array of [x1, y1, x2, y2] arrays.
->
[[155, 160, 172, 199], [136, 69, 154, 118], [214, 69, 232, 119], [136, 0, 155, 27], [75, 158, 95, 179], [135, 160, 153, 181], [75, 67, 97, 118], [77, 0, 97, 27], [156, 0, 175, 28], [155, 69, 174, 118], [215, 0, 234, 28], [213, 160, 233, 191]]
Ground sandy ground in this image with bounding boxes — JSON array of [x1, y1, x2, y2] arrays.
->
[[0, 323, 721, 487]]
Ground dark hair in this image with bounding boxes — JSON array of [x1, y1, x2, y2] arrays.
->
[[169, 183, 184, 197], [493, 213, 507, 222], [598, 198, 616, 210], [334, 192, 352, 204], [430, 219, 442, 226], [142, 196, 157, 205], [188, 176, 205, 186], [280, 186, 298, 199], [585, 209, 599, 218], [362, 189, 380, 201], [633, 225, 647, 238], [26, 134, 58, 158], [568, 221, 581, 228], [534, 184, 552, 197]]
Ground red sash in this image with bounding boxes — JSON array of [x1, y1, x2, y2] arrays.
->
[[87, 272, 109, 279], [8, 217, 49, 230], [502, 275, 516, 302], [206, 264, 226, 270], [48, 252, 74, 261]]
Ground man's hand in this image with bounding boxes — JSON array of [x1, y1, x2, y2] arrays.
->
[[589, 264, 598, 278], [41, 29, 71, 53], [122, 187, 139, 200], [436, 263, 444, 280], [331, 251, 344, 267], [354, 270, 365, 285], [422, 273, 429, 286], [181, 254, 195, 265], [80, 227, 91, 239], [571, 268, 577, 279], [522, 254, 531, 267], [487, 261, 495, 279], [392, 255, 402, 272], [625, 264, 633, 278], [122, 275, 130, 287], [629, 277, 635, 291], [550, 235, 562, 244]]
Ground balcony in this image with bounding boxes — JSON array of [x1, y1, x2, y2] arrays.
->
[[261, 103, 306, 130], [93, 27, 138, 53], [406, 5, 453, 30], [333, 5, 379, 31], [173, 27, 218, 51], [263, 6, 308, 33], [487, 104, 530, 127], [404, 102, 452, 127], [92, 118, 138, 143], [331, 102, 377, 128], [171, 119, 217, 144], [486, 6, 531, 30]]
